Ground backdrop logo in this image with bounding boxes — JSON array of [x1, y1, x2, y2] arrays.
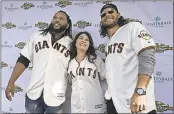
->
[[95, 44, 106, 53], [146, 16, 172, 27], [125, 18, 142, 24], [13, 85, 23, 93], [1, 107, 13, 113], [156, 101, 173, 113], [5, 4, 19, 11], [154, 71, 173, 83], [2, 22, 16, 29], [37, 1, 53, 9], [94, 23, 100, 28], [55, 1, 72, 8], [0, 85, 23, 93], [119, 1, 139, 4], [74, 1, 93, 7], [15, 42, 26, 49], [1, 62, 8, 68], [18, 22, 32, 30], [155, 43, 173, 53], [35, 22, 49, 29], [96, 1, 112, 4], [21, 2, 34, 10], [1, 41, 13, 48], [73, 20, 92, 29], [29, 66, 33, 70]]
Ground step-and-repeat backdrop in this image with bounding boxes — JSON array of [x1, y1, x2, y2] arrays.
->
[[1, 1, 173, 113]]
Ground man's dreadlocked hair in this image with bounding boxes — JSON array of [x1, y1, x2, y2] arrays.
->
[[99, 4, 142, 38], [40, 10, 72, 39]]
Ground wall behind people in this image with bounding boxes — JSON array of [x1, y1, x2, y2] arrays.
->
[[1, 1, 173, 113]]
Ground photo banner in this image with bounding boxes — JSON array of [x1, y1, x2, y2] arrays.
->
[[1, 1, 173, 113]]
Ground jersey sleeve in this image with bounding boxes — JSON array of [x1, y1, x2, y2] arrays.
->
[[95, 56, 106, 80], [20, 33, 35, 62], [131, 22, 156, 55]]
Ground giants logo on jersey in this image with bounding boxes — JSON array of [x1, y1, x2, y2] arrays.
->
[[35, 40, 70, 57], [68, 67, 100, 80], [105, 43, 125, 56]]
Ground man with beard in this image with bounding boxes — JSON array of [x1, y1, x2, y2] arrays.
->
[[5, 10, 72, 113], [100, 4, 157, 114]]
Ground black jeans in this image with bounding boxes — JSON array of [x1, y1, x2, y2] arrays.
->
[[106, 99, 157, 114]]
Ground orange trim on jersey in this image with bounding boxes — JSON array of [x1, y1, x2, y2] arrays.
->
[[137, 46, 156, 56]]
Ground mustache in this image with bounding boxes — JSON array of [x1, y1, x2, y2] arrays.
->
[[104, 17, 113, 21], [52, 21, 61, 25]]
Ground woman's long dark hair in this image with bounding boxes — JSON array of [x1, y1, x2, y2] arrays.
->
[[100, 15, 126, 38], [40, 10, 72, 39], [69, 31, 97, 63]]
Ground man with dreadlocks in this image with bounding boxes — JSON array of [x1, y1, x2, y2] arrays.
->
[[100, 3, 157, 114], [5, 10, 72, 113]]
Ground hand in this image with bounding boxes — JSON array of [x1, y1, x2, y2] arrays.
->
[[130, 92, 146, 113], [5, 83, 15, 101]]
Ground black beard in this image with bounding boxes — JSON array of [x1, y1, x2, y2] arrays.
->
[[103, 19, 119, 29], [51, 23, 67, 33]]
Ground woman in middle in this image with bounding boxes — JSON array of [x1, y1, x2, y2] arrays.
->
[[67, 31, 107, 113]]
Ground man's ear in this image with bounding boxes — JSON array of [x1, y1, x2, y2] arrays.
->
[[118, 12, 121, 18], [66, 24, 69, 29]]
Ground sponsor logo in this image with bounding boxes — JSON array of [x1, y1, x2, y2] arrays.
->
[[73, 20, 92, 29], [1, 41, 13, 48], [35, 22, 49, 29], [15, 42, 26, 49], [2, 22, 16, 29], [1, 107, 13, 113], [95, 104, 103, 109], [119, 1, 139, 4], [155, 43, 173, 53], [5, 3, 19, 11], [154, 71, 173, 83], [74, 1, 93, 7], [29, 66, 33, 70], [21, 2, 34, 10], [96, 1, 112, 4], [146, 16, 172, 27], [55, 1, 72, 8], [156, 101, 173, 113], [36, 1, 53, 9], [125, 18, 142, 24], [18, 22, 32, 30], [95, 44, 106, 53], [13, 85, 23, 93], [1, 62, 8, 68], [94, 23, 100, 28], [0, 85, 23, 93]]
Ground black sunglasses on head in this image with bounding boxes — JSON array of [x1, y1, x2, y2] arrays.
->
[[100, 8, 115, 18]]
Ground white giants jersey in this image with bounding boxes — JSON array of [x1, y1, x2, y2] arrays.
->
[[67, 56, 106, 113], [21, 31, 72, 106], [105, 22, 156, 113]]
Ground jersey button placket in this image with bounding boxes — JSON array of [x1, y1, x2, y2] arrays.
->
[[78, 75, 85, 111]]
